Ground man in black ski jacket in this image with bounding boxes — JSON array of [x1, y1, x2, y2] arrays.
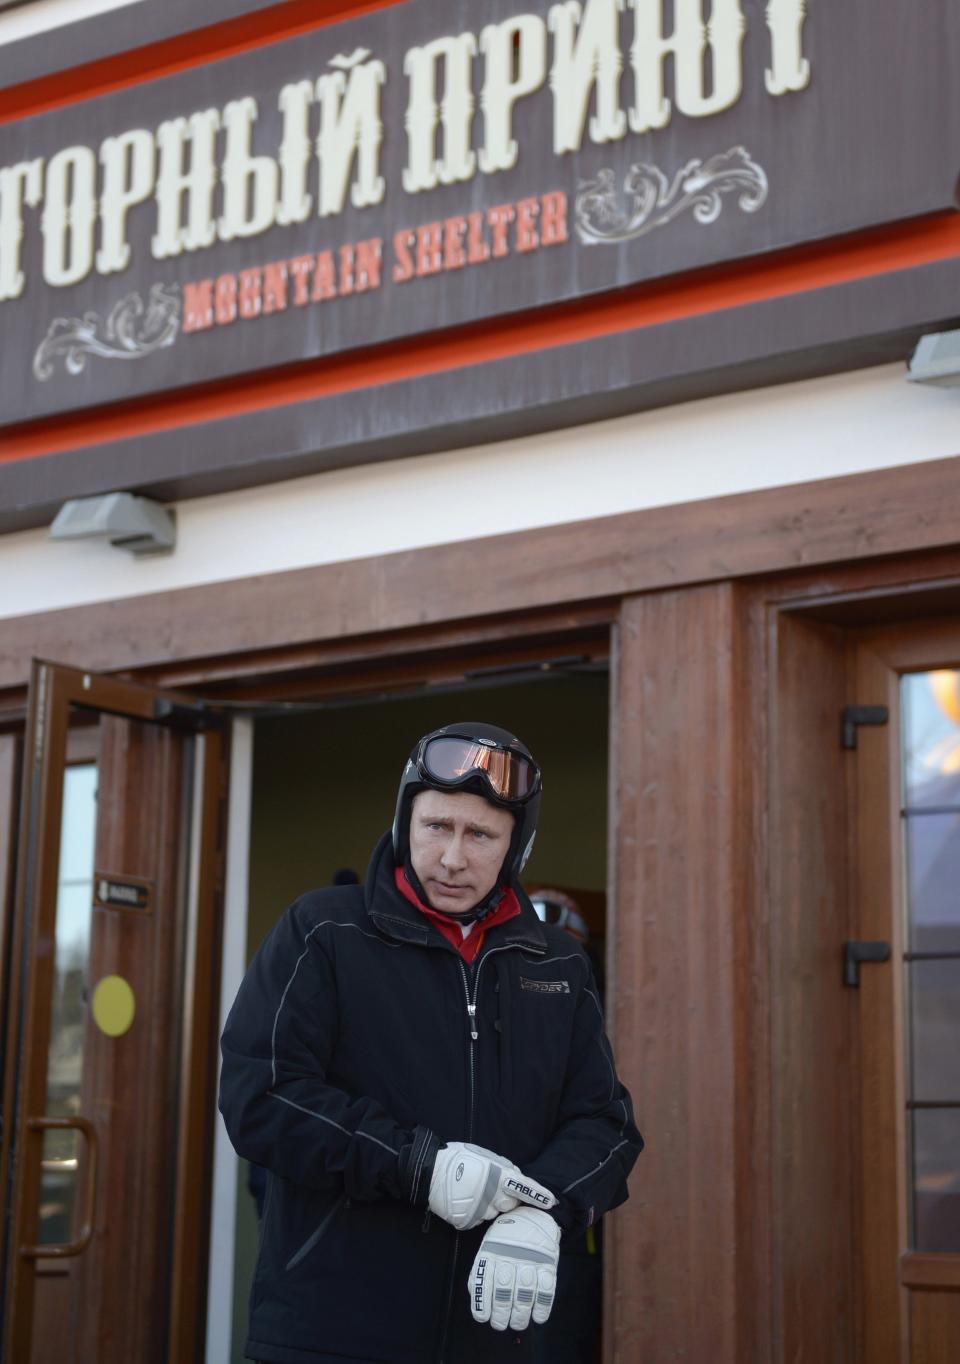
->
[[219, 721, 642, 1364]]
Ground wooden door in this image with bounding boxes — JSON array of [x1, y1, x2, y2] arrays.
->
[[852, 623, 960, 1362], [0, 662, 227, 1364]]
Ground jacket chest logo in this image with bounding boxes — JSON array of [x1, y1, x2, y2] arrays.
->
[[519, 977, 570, 995]]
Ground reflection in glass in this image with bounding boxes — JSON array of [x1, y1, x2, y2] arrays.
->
[[913, 1110, 960, 1253], [40, 762, 96, 1246], [904, 813, 960, 954], [910, 961, 960, 1102], [902, 671, 960, 808]]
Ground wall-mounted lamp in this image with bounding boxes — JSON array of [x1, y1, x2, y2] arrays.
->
[[907, 329, 960, 387], [49, 492, 176, 556]]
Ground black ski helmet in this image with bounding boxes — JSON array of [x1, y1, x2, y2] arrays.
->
[[392, 721, 542, 884]]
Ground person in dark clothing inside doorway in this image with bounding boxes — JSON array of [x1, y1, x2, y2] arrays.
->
[[219, 722, 643, 1364]]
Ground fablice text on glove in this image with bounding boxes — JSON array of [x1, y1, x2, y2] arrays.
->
[[219, 722, 643, 1364]]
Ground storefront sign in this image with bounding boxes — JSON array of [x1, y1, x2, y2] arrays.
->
[[0, 0, 957, 425]]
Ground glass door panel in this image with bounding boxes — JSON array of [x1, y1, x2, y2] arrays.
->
[[39, 761, 97, 1252], [900, 671, 960, 1257], [902, 671, 960, 808], [912, 1110, 960, 1254], [909, 961, 960, 1102], [903, 813, 960, 954]]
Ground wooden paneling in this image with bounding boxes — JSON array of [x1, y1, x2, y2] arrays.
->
[[27, 1264, 74, 1361], [902, 1255, 960, 1290], [909, 1292, 960, 1363], [0, 733, 18, 1038], [856, 616, 960, 671], [608, 584, 751, 1363], [769, 613, 855, 1363], [4, 455, 960, 699], [852, 643, 907, 1364], [0, 730, 21, 1285], [60, 718, 185, 1364], [4, 665, 72, 1364], [150, 609, 613, 693], [735, 585, 775, 1364]]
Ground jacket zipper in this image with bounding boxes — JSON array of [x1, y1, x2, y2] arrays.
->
[[440, 942, 544, 1363], [457, 959, 478, 1138], [458, 943, 543, 1135], [440, 956, 476, 1364]]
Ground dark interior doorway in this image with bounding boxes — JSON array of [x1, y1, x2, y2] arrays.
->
[[230, 667, 610, 1362]]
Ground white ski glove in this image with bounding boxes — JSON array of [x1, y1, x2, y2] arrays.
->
[[427, 1142, 556, 1231], [469, 1208, 561, 1332]]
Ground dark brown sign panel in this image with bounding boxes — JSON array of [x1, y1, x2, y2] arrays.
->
[[1, 0, 958, 427]]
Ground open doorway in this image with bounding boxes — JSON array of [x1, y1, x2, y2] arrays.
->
[[228, 667, 610, 1362]]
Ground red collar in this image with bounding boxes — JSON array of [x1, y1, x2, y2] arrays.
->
[[394, 867, 521, 963]]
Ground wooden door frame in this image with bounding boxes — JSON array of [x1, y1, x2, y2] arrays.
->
[[0, 623, 616, 1361], [604, 558, 960, 1364], [761, 592, 960, 1364], [4, 555, 960, 1361], [765, 606, 857, 1364], [0, 730, 22, 1264]]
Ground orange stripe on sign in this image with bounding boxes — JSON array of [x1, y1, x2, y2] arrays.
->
[[2, 211, 959, 468]]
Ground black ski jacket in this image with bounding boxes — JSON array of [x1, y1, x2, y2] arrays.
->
[[219, 834, 642, 1364]]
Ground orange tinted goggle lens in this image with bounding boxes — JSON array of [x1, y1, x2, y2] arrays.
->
[[421, 736, 537, 802]]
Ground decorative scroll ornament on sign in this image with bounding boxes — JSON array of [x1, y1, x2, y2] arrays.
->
[[33, 282, 181, 380], [575, 146, 768, 245]]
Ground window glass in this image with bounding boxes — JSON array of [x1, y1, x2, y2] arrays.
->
[[912, 1110, 960, 1254], [902, 671, 960, 809], [903, 813, 960, 954], [910, 961, 960, 1102], [901, 671, 960, 1253], [40, 761, 97, 1247]]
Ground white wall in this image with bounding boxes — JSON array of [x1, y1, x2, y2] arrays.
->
[[1, 361, 958, 623]]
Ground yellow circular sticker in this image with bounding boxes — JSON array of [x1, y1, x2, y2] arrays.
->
[[91, 975, 136, 1038]]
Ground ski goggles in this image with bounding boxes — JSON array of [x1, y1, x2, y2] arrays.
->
[[529, 894, 590, 941], [416, 733, 541, 805]]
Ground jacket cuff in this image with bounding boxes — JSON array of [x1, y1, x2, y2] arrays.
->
[[398, 1125, 441, 1208]]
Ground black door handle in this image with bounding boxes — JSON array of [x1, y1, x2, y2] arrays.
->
[[843, 941, 891, 987]]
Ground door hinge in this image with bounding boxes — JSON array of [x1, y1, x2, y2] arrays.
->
[[843, 940, 891, 987], [840, 704, 889, 750], [152, 698, 224, 732]]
